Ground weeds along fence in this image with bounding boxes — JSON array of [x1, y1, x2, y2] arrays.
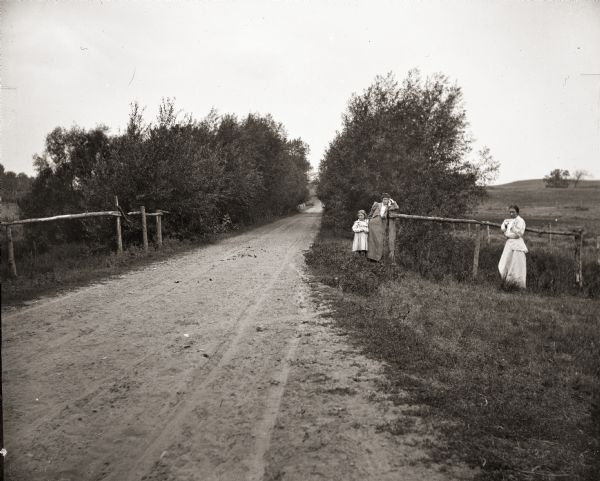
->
[[1, 196, 168, 277], [387, 212, 591, 288]]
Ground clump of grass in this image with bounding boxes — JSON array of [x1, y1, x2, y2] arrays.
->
[[306, 234, 600, 480]]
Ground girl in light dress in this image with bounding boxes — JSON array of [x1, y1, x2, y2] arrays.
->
[[352, 210, 369, 255], [498, 204, 528, 288]]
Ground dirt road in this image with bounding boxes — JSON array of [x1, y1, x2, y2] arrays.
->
[[2, 205, 470, 481]]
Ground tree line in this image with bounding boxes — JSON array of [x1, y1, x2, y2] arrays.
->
[[0, 164, 33, 203], [18, 99, 310, 248]]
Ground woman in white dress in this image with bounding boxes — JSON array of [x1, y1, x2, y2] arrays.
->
[[498, 205, 528, 288], [352, 210, 369, 255]]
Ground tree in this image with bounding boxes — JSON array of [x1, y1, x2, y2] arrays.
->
[[571, 169, 592, 188], [543, 169, 570, 188], [317, 70, 492, 231]]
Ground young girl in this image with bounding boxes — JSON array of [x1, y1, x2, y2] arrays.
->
[[352, 210, 369, 255]]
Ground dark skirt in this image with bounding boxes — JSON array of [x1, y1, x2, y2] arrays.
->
[[367, 216, 385, 261]]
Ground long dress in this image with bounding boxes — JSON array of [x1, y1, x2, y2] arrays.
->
[[367, 201, 398, 261], [352, 220, 369, 251], [498, 215, 528, 288]]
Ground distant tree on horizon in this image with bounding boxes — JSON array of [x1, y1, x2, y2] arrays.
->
[[571, 169, 592, 188], [543, 169, 570, 188]]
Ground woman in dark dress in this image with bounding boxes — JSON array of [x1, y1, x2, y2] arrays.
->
[[367, 193, 398, 262]]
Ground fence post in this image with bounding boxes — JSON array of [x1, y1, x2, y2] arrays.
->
[[6, 226, 18, 277], [472, 224, 481, 279], [388, 219, 397, 264], [548, 223, 552, 246], [574, 230, 583, 288], [468, 223, 471, 235], [115, 196, 123, 254], [597, 235, 600, 266], [156, 214, 163, 249], [486, 225, 490, 245], [140, 206, 148, 253]]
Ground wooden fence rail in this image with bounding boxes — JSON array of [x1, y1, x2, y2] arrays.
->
[[388, 212, 586, 288], [1, 202, 168, 277]]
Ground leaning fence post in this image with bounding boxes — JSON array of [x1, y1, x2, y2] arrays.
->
[[156, 213, 163, 248], [574, 230, 583, 288], [472, 224, 481, 278], [486, 225, 490, 245], [6, 226, 18, 277], [115, 196, 123, 254], [140, 205, 148, 253]]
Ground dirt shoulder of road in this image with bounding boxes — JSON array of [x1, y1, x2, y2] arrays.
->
[[263, 273, 477, 481]]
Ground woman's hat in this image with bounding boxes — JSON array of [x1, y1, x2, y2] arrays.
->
[[358, 209, 367, 216]]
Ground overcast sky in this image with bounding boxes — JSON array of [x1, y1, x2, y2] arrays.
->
[[2, 0, 599, 184]]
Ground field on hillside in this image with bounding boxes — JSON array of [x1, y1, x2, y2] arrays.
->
[[473, 179, 600, 237]]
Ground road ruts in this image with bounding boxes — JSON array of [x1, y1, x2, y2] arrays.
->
[[2, 212, 319, 481]]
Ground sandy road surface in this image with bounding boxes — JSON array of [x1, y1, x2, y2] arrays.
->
[[2, 205, 471, 481]]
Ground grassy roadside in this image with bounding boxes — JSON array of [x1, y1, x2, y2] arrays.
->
[[306, 236, 600, 480]]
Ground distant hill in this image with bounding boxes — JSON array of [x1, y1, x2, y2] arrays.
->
[[477, 179, 600, 235], [491, 179, 600, 190]]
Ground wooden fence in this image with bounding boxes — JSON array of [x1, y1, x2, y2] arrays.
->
[[387, 212, 587, 287], [1, 197, 168, 277]]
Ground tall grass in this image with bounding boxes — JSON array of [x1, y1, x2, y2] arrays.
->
[[305, 233, 600, 480]]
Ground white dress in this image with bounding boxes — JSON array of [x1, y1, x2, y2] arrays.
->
[[352, 219, 369, 251], [498, 216, 528, 288]]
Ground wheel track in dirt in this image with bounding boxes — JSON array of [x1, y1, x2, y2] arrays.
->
[[3, 213, 318, 481], [102, 237, 304, 481], [2, 219, 294, 357], [4, 221, 298, 442], [2, 218, 292, 322]]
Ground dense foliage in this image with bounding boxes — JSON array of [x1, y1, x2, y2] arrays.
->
[[19, 100, 310, 248], [317, 70, 498, 231]]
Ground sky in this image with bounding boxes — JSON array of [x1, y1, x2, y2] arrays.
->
[[1, 0, 599, 184]]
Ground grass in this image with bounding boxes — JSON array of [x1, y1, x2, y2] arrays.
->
[[305, 233, 600, 480]]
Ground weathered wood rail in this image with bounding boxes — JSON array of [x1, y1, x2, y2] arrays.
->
[[387, 212, 586, 288], [1, 196, 168, 277]]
